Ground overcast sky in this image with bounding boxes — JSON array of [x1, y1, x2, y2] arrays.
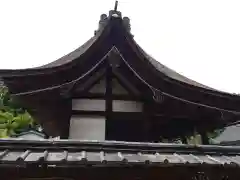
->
[[0, 0, 240, 93]]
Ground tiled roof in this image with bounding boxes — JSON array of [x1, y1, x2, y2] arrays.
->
[[0, 139, 240, 167], [38, 36, 99, 69]]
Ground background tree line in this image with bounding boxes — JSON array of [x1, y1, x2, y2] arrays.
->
[[0, 86, 38, 138]]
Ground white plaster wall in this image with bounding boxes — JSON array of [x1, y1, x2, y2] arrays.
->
[[112, 78, 129, 95], [113, 100, 143, 112], [72, 99, 105, 111], [69, 115, 105, 140], [89, 78, 106, 93]]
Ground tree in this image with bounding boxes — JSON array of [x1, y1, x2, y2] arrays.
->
[[0, 86, 36, 138]]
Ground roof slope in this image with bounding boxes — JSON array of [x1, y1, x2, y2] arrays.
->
[[32, 33, 223, 93], [145, 52, 216, 91], [39, 36, 99, 69]]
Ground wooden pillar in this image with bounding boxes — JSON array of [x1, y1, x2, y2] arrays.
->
[[59, 98, 71, 139], [200, 131, 209, 145], [105, 65, 113, 139], [143, 115, 151, 142], [60, 119, 70, 139], [143, 102, 151, 142]]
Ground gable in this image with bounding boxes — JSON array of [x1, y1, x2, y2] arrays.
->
[[88, 76, 129, 95], [89, 78, 106, 94], [112, 78, 129, 95]]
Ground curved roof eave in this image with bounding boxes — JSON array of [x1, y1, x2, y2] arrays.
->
[[38, 36, 98, 69], [148, 53, 240, 98], [129, 38, 240, 99], [0, 29, 103, 77], [1, 12, 239, 100]]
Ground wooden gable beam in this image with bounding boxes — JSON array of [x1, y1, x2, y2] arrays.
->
[[71, 68, 107, 97]]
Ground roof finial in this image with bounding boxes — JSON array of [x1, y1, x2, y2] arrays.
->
[[114, 1, 118, 11]]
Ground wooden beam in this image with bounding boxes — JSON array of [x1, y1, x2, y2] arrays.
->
[[105, 66, 113, 114], [72, 93, 105, 99], [200, 131, 209, 145], [72, 110, 144, 119], [72, 93, 142, 101], [72, 110, 106, 116], [72, 68, 106, 95]]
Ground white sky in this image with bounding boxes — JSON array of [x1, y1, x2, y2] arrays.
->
[[0, 0, 240, 93]]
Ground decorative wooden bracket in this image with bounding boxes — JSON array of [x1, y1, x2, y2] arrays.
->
[[151, 87, 165, 103], [107, 47, 121, 68], [114, 1, 118, 11]]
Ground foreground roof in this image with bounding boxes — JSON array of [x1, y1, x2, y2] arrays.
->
[[0, 139, 240, 179], [1, 139, 240, 166]]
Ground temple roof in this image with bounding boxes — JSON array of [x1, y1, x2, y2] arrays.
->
[[39, 35, 217, 92], [0, 10, 238, 99], [1, 7, 240, 137]]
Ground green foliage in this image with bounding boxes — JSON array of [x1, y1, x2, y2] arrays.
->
[[159, 128, 224, 145], [0, 86, 36, 138], [207, 129, 225, 139]]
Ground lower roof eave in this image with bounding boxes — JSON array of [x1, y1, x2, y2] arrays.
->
[[0, 139, 240, 180]]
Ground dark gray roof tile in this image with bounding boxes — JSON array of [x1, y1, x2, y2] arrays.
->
[[1, 151, 23, 162], [86, 152, 102, 163], [25, 152, 44, 162], [67, 152, 87, 163], [46, 152, 66, 162], [0, 140, 239, 167]]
